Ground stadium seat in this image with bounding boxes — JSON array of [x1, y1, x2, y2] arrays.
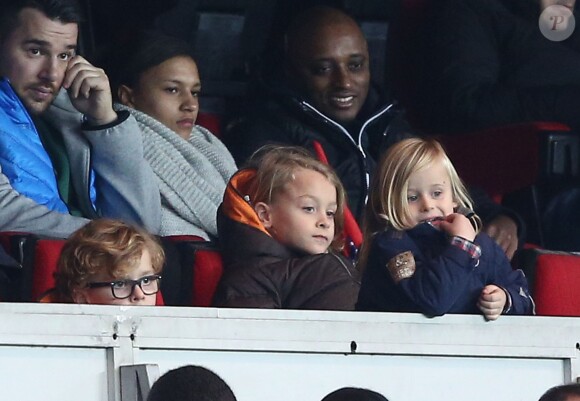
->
[[165, 236, 223, 307], [31, 239, 66, 301], [517, 249, 580, 316], [197, 112, 222, 138]]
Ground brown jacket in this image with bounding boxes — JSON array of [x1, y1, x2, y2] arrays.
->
[[213, 169, 360, 310]]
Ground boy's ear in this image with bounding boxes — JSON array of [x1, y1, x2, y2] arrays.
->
[[71, 288, 88, 304], [254, 202, 273, 228], [117, 85, 135, 107]]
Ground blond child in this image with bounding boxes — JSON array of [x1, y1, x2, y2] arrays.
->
[[356, 138, 534, 319], [48, 219, 164, 305], [213, 145, 360, 310]]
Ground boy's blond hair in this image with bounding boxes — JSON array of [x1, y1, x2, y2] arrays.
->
[[247, 145, 347, 251], [54, 219, 165, 302], [359, 138, 478, 268]]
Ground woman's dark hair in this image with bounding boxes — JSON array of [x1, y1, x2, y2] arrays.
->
[[321, 387, 389, 401], [104, 30, 195, 100]]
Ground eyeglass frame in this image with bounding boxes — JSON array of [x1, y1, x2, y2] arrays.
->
[[85, 274, 162, 300]]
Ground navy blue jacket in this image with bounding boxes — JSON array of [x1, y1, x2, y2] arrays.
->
[[357, 223, 534, 316]]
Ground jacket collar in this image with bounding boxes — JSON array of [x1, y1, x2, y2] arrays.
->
[[222, 168, 271, 237]]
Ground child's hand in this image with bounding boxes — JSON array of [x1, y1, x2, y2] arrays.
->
[[438, 213, 476, 241], [477, 285, 507, 321]]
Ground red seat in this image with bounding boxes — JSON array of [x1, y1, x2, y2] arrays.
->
[[197, 112, 222, 138], [190, 246, 223, 307], [533, 253, 580, 316], [437, 122, 572, 203], [31, 239, 66, 301], [155, 291, 165, 306], [165, 235, 223, 307]]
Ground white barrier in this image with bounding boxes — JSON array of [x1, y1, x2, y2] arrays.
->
[[0, 303, 578, 401]]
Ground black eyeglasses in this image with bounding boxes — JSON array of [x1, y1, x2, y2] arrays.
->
[[86, 274, 162, 300]]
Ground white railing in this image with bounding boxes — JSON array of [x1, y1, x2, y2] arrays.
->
[[0, 303, 578, 401]]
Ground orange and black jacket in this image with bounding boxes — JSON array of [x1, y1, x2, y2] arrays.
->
[[213, 169, 360, 310]]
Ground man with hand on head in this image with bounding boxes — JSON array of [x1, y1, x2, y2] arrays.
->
[[0, 0, 161, 238], [224, 5, 522, 259]]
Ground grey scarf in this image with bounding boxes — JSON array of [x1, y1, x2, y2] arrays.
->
[[117, 104, 236, 238]]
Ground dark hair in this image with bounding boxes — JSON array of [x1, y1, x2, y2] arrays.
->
[[147, 365, 237, 401], [0, 0, 83, 41], [105, 31, 195, 100], [539, 383, 580, 401], [321, 387, 389, 401]]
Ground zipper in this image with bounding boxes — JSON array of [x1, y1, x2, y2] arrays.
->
[[332, 252, 361, 285], [300, 101, 395, 203]]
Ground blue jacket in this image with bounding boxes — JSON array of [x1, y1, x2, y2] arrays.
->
[[0, 78, 161, 238], [357, 223, 534, 316], [0, 79, 95, 213]]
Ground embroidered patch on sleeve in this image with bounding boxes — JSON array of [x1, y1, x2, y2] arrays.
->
[[386, 251, 416, 283]]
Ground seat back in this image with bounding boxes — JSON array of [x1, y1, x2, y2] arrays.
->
[[197, 112, 222, 138], [188, 242, 223, 307], [533, 253, 580, 316], [31, 239, 66, 301], [437, 123, 573, 202], [0, 233, 22, 302], [165, 236, 223, 307], [517, 248, 580, 316], [0, 233, 47, 302]]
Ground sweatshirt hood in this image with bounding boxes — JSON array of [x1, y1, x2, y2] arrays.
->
[[221, 168, 271, 237]]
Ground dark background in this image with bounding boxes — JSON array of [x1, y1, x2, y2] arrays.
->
[[79, 0, 401, 116]]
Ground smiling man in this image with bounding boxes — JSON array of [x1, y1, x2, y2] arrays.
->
[[0, 0, 160, 237], [224, 6, 410, 221], [284, 8, 371, 125]]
